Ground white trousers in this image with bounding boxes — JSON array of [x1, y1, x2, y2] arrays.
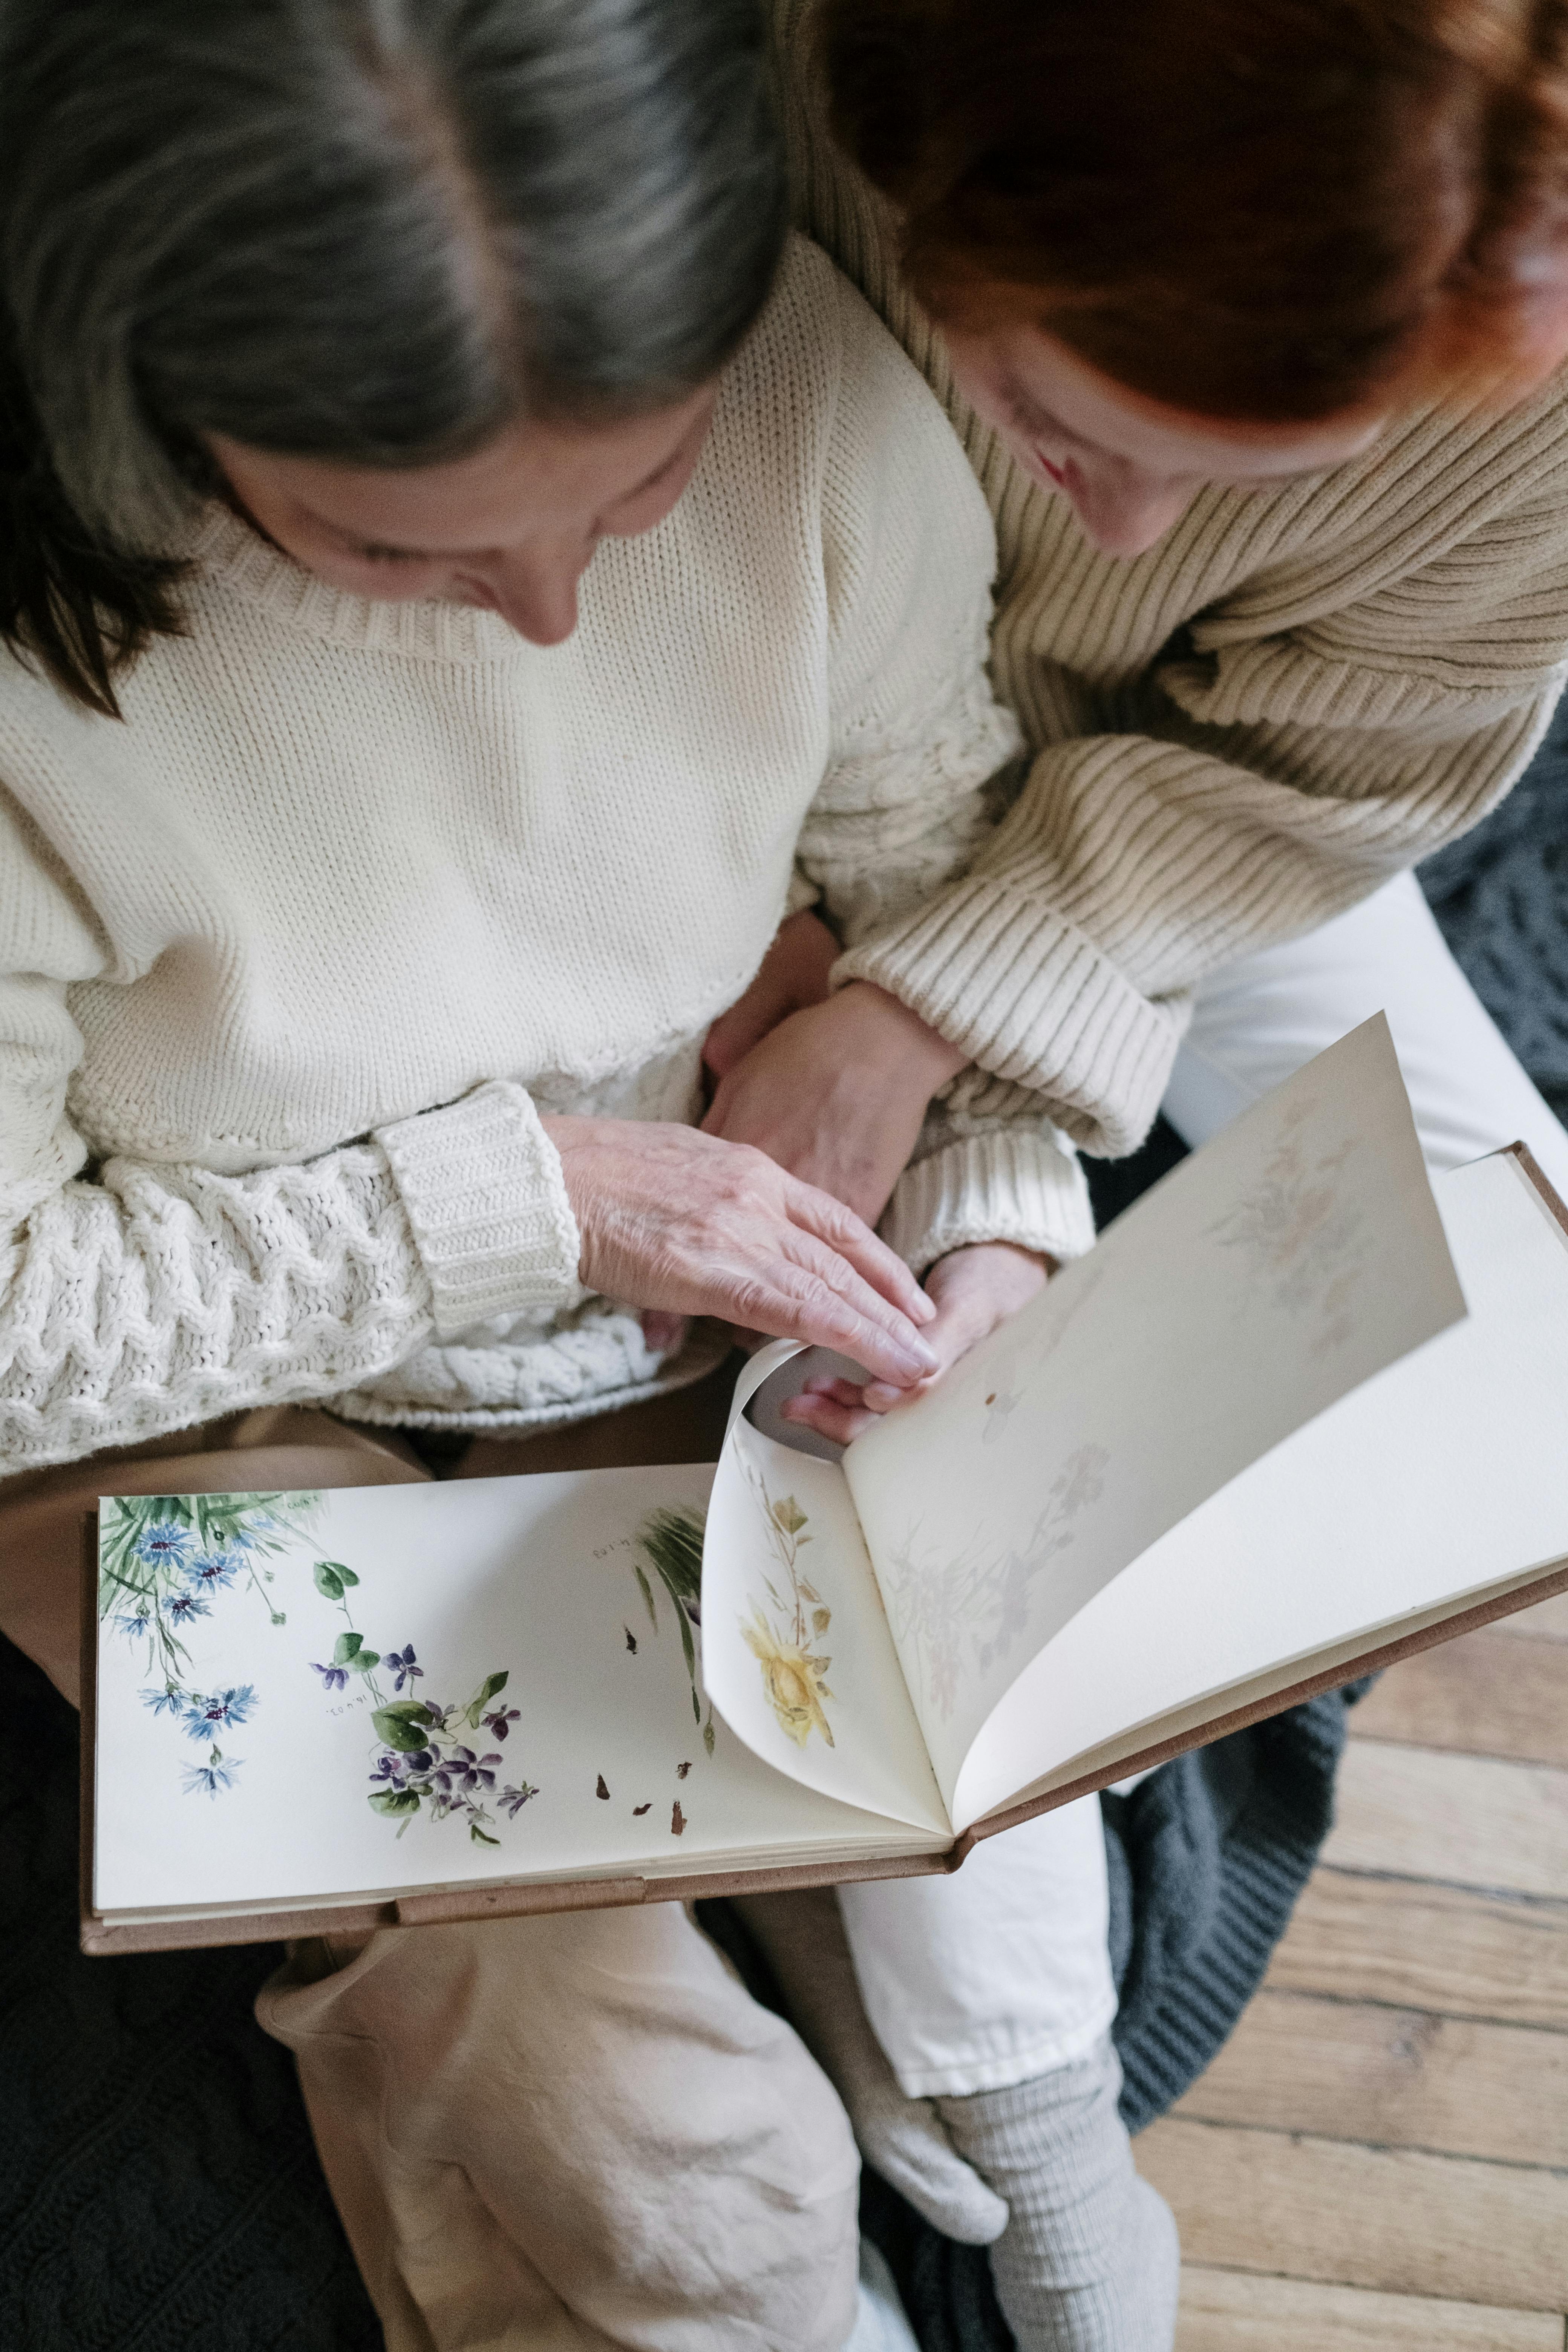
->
[[842, 871, 1568, 2099]]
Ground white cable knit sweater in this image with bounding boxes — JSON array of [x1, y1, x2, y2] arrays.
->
[[0, 237, 1091, 1472]]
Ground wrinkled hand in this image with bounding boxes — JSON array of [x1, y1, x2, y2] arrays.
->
[[780, 1242, 1052, 1445], [541, 1115, 939, 1388], [704, 970, 967, 1230]]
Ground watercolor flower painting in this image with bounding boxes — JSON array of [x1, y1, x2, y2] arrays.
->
[[366, 1672, 538, 1844], [299, 1546, 537, 1843], [739, 1476, 835, 1749], [884, 1442, 1110, 1720], [100, 1490, 322, 1797]]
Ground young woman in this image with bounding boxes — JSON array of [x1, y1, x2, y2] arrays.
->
[[708, 0, 1568, 1357]]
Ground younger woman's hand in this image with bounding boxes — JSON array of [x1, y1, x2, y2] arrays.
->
[[779, 1242, 1052, 1446], [703, 907, 841, 1079], [703, 979, 967, 1229], [541, 1115, 939, 1388]]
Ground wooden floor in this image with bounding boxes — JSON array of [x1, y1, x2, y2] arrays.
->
[[1136, 1588, 1568, 2352]]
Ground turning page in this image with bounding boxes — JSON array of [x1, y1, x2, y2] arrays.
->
[[698, 1346, 949, 1833], [841, 1016, 1467, 1816], [964, 1148, 1568, 1821]]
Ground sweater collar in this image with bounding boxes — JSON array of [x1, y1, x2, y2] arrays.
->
[[188, 504, 536, 662]]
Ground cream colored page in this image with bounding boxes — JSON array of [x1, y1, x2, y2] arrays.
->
[[952, 1151, 1568, 1827], [843, 1017, 1466, 1810], [699, 1343, 949, 1834], [94, 1462, 932, 1916]]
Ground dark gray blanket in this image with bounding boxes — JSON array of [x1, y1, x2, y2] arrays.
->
[[4, 709, 1564, 2350]]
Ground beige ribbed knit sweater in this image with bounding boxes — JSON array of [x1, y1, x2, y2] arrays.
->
[[776, 0, 1568, 1155], [0, 238, 1091, 1472]]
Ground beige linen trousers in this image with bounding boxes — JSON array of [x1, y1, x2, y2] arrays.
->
[[0, 1382, 861, 2352]]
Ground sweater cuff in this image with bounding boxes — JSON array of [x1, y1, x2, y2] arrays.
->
[[375, 1081, 582, 1340], [879, 1130, 1095, 1278], [832, 880, 1188, 1158]]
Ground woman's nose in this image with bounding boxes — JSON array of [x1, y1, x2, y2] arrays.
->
[[470, 547, 590, 646]]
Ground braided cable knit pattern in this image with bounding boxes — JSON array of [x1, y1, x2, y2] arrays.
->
[[1, 1142, 433, 1470]]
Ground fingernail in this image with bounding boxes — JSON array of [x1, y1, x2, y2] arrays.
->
[[900, 1339, 939, 1375], [912, 1291, 937, 1322]]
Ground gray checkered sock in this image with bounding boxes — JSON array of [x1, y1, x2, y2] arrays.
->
[[936, 2036, 1179, 2352]]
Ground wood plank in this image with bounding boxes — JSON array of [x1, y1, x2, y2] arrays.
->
[[1176, 2266, 1562, 2352], [1352, 1632, 1568, 1767], [1493, 1589, 1568, 1642], [1173, 1990, 1568, 2166], [1325, 1741, 1568, 1899], [1266, 1869, 1568, 2031], [1136, 2118, 1568, 2309]]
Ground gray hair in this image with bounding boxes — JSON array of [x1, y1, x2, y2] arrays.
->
[[0, 0, 786, 707]]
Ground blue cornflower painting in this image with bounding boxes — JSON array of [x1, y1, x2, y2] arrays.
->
[[181, 1752, 240, 1798], [178, 1686, 256, 1741], [131, 1520, 196, 1572], [100, 1490, 322, 1801]]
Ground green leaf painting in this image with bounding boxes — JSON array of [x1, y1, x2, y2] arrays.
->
[[626, 1504, 716, 1761]]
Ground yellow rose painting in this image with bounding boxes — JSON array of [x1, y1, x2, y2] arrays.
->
[[741, 1607, 835, 1749], [740, 1480, 836, 1749]]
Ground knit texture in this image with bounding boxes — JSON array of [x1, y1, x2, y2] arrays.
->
[[936, 2041, 1181, 2352], [0, 235, 1091, 1473], [774, 0, 1568, 1153]]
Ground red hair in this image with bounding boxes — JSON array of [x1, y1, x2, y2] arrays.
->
[[821, 0, 1568, 420]]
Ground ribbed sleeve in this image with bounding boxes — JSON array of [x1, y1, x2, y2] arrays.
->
[[880, 1127, 1094, 1275], [834, 879, 1188, 1157], [376, 1082, 582, 1338]]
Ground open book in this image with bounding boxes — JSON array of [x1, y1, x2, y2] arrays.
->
[[81, 1017, 1568, 1952]]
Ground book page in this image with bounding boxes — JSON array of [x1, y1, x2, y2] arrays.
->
[[93, 1462, 942, 1921], [842, 1018, 1466, 1811], [955, 1150, 1568, 1825], [698, 1343, 949, 1834]]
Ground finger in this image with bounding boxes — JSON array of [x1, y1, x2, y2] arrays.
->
[[860, 1375, 937, 1411], [780, 1392, 880, 1446], [772, 1230, 940, 1378], [640, 1311, 688, 1355], [783, 1178, 936, 1325], [721, 1249, 937, 1384], [799, 1374, 871, 1406]]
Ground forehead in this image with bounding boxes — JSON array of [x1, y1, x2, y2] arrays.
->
[[964, 320, 1387, 478]]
